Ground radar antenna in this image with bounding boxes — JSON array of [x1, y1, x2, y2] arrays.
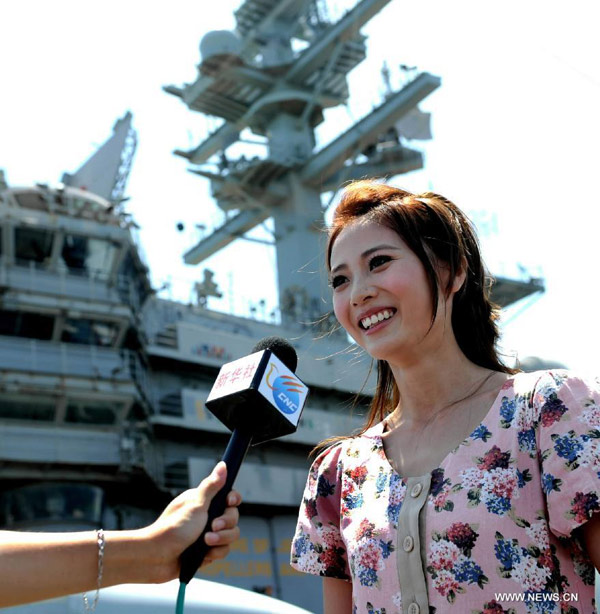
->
[[62, 111, 137, 208], [165, 0, 440, 323]]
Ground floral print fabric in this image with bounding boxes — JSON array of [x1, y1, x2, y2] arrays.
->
[[291, 370, 600, 613]]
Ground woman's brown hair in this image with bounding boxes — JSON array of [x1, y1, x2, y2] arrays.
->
[[322, 180, 517, 445]]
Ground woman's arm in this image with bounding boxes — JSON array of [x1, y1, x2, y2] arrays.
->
[[0, 462, 241, 607], [579, 513, 600, 571], [323, 577, 353, 614]]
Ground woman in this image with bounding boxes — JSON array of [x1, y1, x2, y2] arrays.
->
[[291, 181, 600, 614], [0, 462, 241, 607]]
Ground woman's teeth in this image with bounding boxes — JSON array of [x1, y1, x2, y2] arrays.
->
[[361, 310, 393, 330]]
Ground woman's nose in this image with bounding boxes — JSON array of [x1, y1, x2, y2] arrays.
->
[[351, 278, 376, 306]]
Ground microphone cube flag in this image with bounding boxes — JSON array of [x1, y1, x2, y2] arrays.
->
[[205, 349, 309, 444]]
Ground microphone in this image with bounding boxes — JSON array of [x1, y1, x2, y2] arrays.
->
[[178, 336, 309, 584]]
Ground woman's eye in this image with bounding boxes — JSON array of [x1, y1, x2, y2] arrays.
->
[[330, 275, 347, 289], [369, 255, 391, 270]]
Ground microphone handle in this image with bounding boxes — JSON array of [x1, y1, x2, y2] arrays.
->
[[179, 428, 253, 584]]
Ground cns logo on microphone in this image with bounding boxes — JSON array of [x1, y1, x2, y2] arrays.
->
[[266, 363, 305, 414]]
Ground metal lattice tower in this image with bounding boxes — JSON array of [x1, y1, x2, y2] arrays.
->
[[61, 112, 137, 209], [165, 0, 440, 324]]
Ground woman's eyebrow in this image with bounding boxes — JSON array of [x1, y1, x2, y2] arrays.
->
[[330, 244, 400, 274]]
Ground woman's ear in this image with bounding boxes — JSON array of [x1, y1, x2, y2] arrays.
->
[[451, 259, 468, 294]]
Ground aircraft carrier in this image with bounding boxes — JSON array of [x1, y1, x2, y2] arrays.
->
[[0, 1, 544, 611]]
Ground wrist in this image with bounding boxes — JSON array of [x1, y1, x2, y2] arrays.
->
[[101, 528, 176, 586]]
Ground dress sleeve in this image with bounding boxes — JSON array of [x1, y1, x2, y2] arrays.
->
[[536, 370, 600, 538], [290, 443, 351, 580]]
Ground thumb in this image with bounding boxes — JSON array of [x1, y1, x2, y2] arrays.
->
[[199, 461, 228, 502]]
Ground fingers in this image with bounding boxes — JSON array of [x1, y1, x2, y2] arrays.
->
[[226, 489, 242, 508], [194, 467, 242, 561], [201, 545, 232, 566], [204, 502, 241, 552], [196, 463, 241, 506], [211, 505, 239, 532], [204, 526, 240, 547]]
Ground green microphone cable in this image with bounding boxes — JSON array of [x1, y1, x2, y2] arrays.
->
[[175, 581, 186, 614]]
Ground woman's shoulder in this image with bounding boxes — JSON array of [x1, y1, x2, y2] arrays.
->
[[311, 422, 386, 469], [490, 369, 598, 436], [508, 368, 599, 426], [514, 368, 598, 400], [512, 368, 598, 397]]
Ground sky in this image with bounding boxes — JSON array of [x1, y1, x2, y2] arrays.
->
[[1, 0, 599, 374]]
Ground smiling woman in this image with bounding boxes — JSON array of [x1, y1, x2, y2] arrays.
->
[[289, 180, 600, 614], [329, 222, 438, 367], [326, 181, 515, 434]]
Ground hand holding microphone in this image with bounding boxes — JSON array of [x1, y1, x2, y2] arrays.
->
[[0, 337, 309, 606], [0, 463, 241, 608], [179, 336, 309, 584], [145, 461, 242, 581]]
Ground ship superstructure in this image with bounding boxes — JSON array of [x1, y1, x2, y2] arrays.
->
[[165, 0, 542, 321], [0, 117, 158, 531], [0, 1, 544, 612], [165, 0, 442, 323], [0, 115, 373, 610]]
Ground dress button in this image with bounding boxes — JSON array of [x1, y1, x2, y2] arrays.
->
[[407, 602, 420, 614], [403, 535, 414, 552], [410, 483, 423, 498]]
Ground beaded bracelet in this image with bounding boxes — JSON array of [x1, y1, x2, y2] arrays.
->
[[82, 529, 105, 613]]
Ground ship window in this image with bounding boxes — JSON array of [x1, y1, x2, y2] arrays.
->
[[0, 309, 54, 340], [117, 251, 149, 309], [65, 400, 117, 425], [0, 483, 104, 528], [61, 319, 118, 347], [14, 191, 48, 211], [61, 234, 117, 278], [15, 227, 54, 266], [164, 461, 190, 491], [159, 391, 183, 417], [0, 394, 55, 421], [61, 234, 87, 271]]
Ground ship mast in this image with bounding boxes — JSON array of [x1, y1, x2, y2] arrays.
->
[[164, 0, 440, 325], [61, 111, 137, 209]]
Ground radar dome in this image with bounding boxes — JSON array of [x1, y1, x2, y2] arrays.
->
[[199, 30, 243, 74]]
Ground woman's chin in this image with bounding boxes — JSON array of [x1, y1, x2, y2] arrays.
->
[[362, 340, 401, 362]]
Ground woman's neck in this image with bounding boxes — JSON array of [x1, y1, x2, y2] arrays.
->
[[387, 338, 494, 427]]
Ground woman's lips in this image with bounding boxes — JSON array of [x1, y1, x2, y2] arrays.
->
[[359, 308, 396, 330]]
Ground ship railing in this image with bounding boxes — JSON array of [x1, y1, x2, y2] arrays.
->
[[119, 428, 159, 475], [122, 348, 152, 409], [0, 336, 150, 400], [127, 225, 151, 277], [0, 258, 142, 311]]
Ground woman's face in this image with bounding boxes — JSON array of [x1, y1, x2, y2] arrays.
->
[[329, 219, 452, 364]]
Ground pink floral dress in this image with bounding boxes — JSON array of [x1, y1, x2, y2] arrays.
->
[[291, 370, 600, 613]]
